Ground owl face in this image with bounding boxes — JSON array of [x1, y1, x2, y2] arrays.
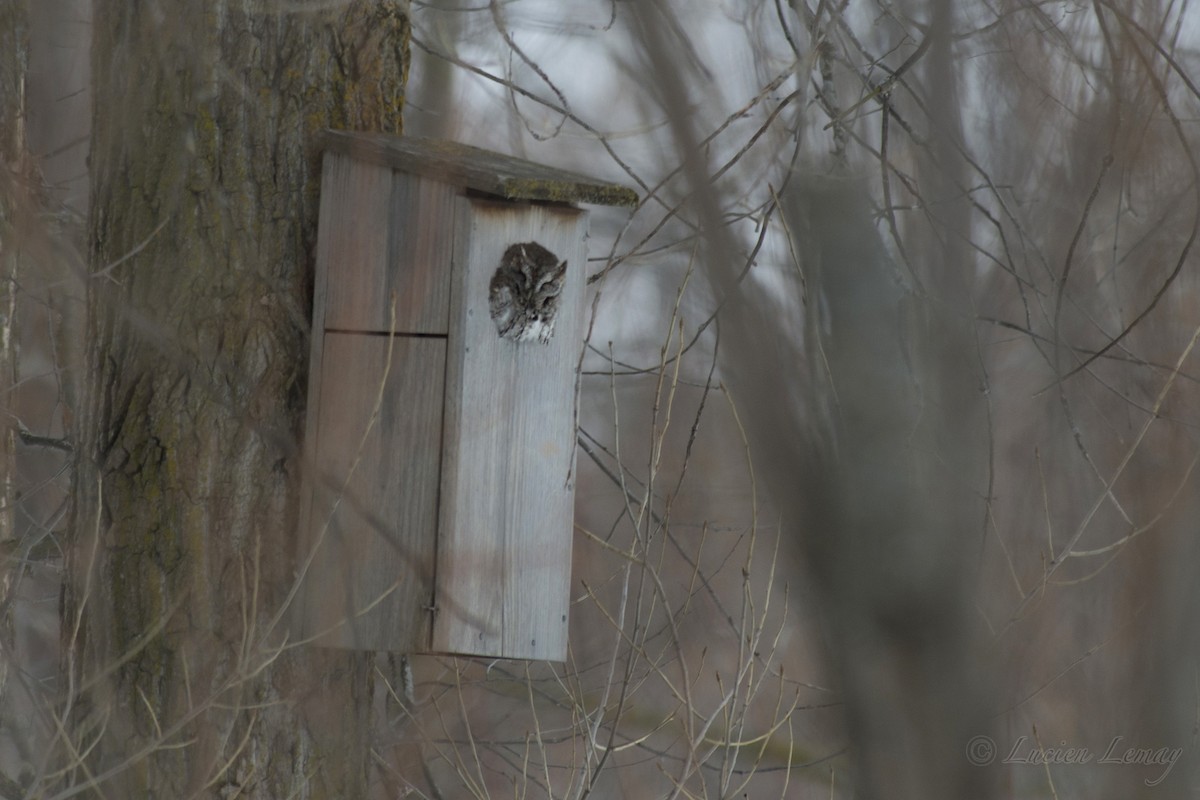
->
[[488, 242, 568, 344]]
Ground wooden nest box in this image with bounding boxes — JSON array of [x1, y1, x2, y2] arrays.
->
[[295, 131, 637, 660]]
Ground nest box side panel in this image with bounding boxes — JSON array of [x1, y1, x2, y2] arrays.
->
[[434, 198, 586, 661], [298, 332, 444, 650], [320, 155, 455, 335], [296, 152, 341, 621]]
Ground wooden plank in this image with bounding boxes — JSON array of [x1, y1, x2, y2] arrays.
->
[[297, 332, 445, 650], [293, 152, 340, 645], [321, 130, 638, 208], [387, 173, 455, 332], [321, 161, 455, 335], [434, 198, 584, 661], [316, 154, 389, 333]]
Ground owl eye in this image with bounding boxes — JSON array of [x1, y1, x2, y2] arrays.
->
[[535, 260, 566, 288], [535, 281, 563, 301], [516, 248, 539, 280]]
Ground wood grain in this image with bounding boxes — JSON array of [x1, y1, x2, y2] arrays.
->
[[297, 332, 445, 650], [320, 156, 455, 335], [433, 198, 584, 660], [293, 152, 338, 646]]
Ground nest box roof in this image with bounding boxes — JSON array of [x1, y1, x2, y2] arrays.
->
[[320, 130, 639, 208]]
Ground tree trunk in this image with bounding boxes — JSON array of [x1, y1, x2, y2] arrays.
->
[[64, 3, 408, 797], [0, 0, 28, 729], [0, 0, 29, 758]]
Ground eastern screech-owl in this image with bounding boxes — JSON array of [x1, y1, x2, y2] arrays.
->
[[488, 242, 568, 344]]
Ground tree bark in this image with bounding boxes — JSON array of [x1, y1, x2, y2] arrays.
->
[[0, 0, 28, 727], [65, 3, 408, 797]]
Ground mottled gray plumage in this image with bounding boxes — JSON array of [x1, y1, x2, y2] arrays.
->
[[488, 241, 567, 344]]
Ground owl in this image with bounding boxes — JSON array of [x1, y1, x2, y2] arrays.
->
[[488, 242, 568, 344]]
